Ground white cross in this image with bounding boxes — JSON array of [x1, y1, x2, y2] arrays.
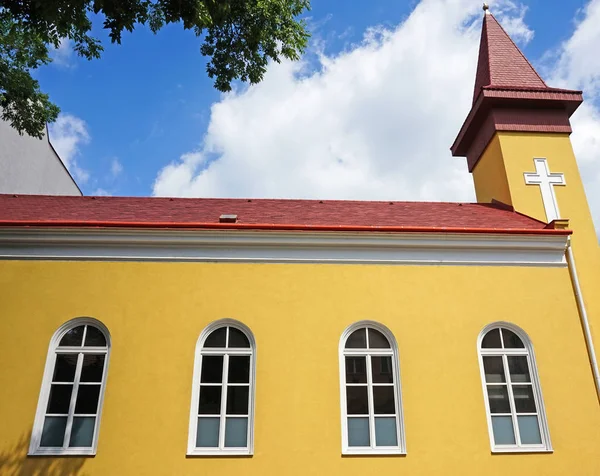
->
[[523, 158, 566, 222]]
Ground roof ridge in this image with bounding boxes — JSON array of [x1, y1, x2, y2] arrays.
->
[[0, 193, 485, 206]]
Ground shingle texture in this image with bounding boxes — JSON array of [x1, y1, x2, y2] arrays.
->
[[473, 13, 547, 103], [0, 194, 550, 231]]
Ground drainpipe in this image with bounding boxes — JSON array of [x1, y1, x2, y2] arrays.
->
[[566, 238, 600, 402]]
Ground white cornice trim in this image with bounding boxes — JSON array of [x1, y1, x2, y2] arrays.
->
[[0, 228, 568, 267]]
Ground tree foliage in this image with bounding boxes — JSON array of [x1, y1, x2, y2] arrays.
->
[[0, 0, 310, 138]]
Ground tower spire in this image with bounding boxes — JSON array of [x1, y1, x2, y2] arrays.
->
[[472, 11, 547, 104], [451, 11, 582, 171]]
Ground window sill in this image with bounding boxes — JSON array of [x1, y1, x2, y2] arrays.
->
[[342, 449, 406, 456], [491, 447, 553, 454], [187, 449, 253, 457], [28, 448, 97, 457]]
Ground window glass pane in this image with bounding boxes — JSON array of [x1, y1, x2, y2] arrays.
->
[[198, 386, 222, 414], [371, 356, 393, 383], [228, 328, 250, 348], [84, 326, 106, 347], [481, 329, 502, 348], [204, 327, 226, 348], [512, 385, 537, 413], [225, 417, 248, 447], [507, 356, 530, 383], [80, 354, 105, 383], [69, 417, 95, 447], [345, 357, 367, 384], [345, 328, 367, 349], [368, 329, 390, 349], [346, 386, 368, 414], [483, 356, 505, 383], [518, 415, 542, 444], [47, 384, 73, 414], [40, 416, 67, 447], [201, 356, 224, 383], [59, 326, 84, 347], [75, 385, 101, 414], [196, 417, 220, 447], [375, 417, 398, 446], [347, 417, 370, 447], [228, 356, 250, 383], [373, 386, 395, 414], [52, 354, 78, 382], [487, 386, 511, 413], [226, 386, 249, 415], [491, 416, 516, 445], [502, 329, 524, 348]]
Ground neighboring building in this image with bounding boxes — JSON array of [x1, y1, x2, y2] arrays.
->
[[0, 117, 81, 195], [0, 9, 599, 476]]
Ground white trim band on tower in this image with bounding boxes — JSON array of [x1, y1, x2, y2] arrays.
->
[[0, 228, 568, 267]]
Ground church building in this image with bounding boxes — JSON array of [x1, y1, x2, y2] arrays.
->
[[0, 8, 599, 475]]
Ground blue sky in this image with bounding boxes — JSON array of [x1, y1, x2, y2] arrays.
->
[[35, 0, 600, 229]]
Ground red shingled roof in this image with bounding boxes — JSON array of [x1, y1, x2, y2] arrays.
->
[[473, 12, 547, 103], [0, 194, 565, 235]]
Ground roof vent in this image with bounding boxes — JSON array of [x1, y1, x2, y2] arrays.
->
[[219, 214, 238, 223]]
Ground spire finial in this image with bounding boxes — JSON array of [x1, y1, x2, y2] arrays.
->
[[483, 3, 490, 13]]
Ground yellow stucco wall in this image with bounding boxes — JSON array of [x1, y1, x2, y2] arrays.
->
[[472, 134, 512, 206], [1, 260, 599, 475], [474, 131, 600, 349], [498, 132, 596, 240]]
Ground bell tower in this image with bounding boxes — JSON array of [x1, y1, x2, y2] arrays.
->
[[451, 6, 597, 247], [451, 6, 600, 351]]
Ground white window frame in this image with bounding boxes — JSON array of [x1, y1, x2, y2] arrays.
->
[[339, 321, 406, 455], [477, 322, 552, 453], [187, 319, 256, 456], [29, 317, 111, 456]]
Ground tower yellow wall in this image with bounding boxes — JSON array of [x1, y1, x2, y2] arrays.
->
[[1, 260, 599, 475], [473, 131, 600, 345], [472, 134, 513, 206], [474, 131, 597, 235]]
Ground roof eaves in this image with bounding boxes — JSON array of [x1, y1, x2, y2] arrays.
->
[[0, 220, 571, 236]]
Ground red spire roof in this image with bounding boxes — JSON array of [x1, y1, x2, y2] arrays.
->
[[451, 10, 582, 170], [473, 12, 547, 102]]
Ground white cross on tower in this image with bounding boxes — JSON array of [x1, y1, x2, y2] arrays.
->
[[523, 158, 566, 222]]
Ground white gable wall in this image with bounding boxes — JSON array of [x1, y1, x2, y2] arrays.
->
[[0, 118, 81, 196]]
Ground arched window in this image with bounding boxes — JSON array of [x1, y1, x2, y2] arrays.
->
[[478, 323, 551, 452], [188, 320, 256, 455], [29, 318, 111, 456], [339, 322, 405, 454]]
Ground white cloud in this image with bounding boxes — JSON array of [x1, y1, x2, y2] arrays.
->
[[50, 38, 74, 68], [49, 114, 91, 184], [153, 0, 600, 235], [93, 188, 111, 196], [492, 0, 534, 45], [110, 158, 123, 178], [153, 0, 483, 201], [549, 0, 600, 97], [546, 0, 600, 234]]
